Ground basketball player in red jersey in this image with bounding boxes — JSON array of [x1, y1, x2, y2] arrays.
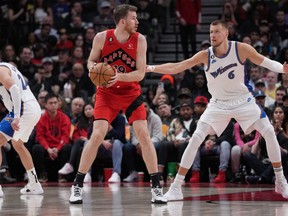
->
[[69, 4, 167, 204]]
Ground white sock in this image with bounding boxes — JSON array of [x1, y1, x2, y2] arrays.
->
[[27, 168, 39, 184], [172, 174, 185, 187], [274, 166, 286, 182]]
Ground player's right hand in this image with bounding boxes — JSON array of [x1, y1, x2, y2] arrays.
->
[[11, 118, 20, 131]]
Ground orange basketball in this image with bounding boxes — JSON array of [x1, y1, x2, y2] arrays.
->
[[89, 62, 115, 87]]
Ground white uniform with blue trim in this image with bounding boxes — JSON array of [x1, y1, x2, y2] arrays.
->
[[0, 62, 41, 142], [199, 41, 265, 136]]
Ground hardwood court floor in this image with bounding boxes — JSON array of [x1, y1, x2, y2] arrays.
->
[[0, 182, 288, 216]]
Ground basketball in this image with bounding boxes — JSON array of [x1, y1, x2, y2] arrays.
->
[[89, 62, 115, 87]]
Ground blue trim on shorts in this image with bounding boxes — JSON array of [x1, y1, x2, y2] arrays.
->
[[257, 104, 267, 119], [0, 112, 14, 137]]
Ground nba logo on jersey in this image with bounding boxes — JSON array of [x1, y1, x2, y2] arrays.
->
[[212, 59, 216, 64]]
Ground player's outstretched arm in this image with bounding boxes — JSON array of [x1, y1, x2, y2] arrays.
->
[[240, 42, 286, 73], [146, 50, 208, 74]]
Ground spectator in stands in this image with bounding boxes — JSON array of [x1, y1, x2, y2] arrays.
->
[[33, 0, 53, 26], [158, 101, 195, 182], [33, 93, 71, 182], [245, 105, 288, 184], [190, 71, 211, 102], [156, 101, 175, 138], [7, 0, 32, 52], [271, 9, 288, 48], [73, 34, 85, 48], [176, 0, 201, 59], [173, 88, 192, 114], [52, 0, 70, 29], [253, 89, 273, 119], [29, 57, 61, 96], [34, 16, 58, 39], [54, 48, 73, 85], [279, 72, 288, 90], [268, 85, 287, 111], [31, 43, 46, 67], [56, 28, 74, 52], [265, 71, 279, 100], [63, 63, 95, 102], [67, 97, 85, 126], [68, 15, 90, 41], [248, 65, 262, 90], [278, 47, 288, 66], [190, 120, 234, 183], [123, 100, 163, 182], [17, 46, 35, 81], [83, 27, 96, 59], [37, 90, 48, 115], [96, 112, 126, 183], [58, 102, 94, 181], [93, 1, 115, 32], [220, 2, 238, 26], [230, 122, 260, 182], [2, 44, 18, 64], [71, 46, 85, 65]]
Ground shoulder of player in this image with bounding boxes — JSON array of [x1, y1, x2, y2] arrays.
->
[[0, 65, 12, 80], [235, 41, 252, 52], [94, 31, 107, 42], [136, 33, 147, 43]]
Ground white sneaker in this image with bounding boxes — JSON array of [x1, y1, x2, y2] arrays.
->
[[20, 182, 44, 195], [58, 163, 74, 175], [151, 187, 167, 204], [164, 184, 183, 201], [0, 186, 3, 197], [69, 185, 83, 204], [123, 171, 138, 182], [83, 173, 92, 183], [108, 172, 121, 183], [275, 179, 288, 198]]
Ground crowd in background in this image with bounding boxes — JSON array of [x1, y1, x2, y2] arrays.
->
[[0, 0, 288, 185]]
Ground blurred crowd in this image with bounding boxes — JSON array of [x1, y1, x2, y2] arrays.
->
[[0, 0, 288, 185]]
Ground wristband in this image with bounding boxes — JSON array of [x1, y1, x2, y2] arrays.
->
[[147, 65, 155, 72]]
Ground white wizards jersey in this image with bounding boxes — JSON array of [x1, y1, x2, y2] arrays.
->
[[0, 62, 35, 112], [204, 41, 252, 100]]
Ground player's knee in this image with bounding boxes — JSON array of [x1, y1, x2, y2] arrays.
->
[[259, 124, 274, 139]]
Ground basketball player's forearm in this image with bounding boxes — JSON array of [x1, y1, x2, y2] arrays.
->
[[118, 70, 145, 82]]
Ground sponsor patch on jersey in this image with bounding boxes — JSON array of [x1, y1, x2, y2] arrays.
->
[[127, 43, 134, 49]]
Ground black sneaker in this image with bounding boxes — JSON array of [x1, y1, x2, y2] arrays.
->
[[0, 174, 17, 184], [245, 175, 261, 184], [230, 172, 241, 183]]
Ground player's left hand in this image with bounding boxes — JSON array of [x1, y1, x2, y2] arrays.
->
[[106, 67, 119, 88], [283, 62, 288, 73], [11, 118, 20, 131]]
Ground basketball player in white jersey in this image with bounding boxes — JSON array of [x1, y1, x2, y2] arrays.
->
[[146, 20, 288, 200], [0, 62, 43, 197]]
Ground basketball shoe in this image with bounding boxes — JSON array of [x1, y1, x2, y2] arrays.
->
[[275, 179, 288, 199], [151, 187, 167, 204], [69, 185, 83, 204], [164, 183, 183, 201], [20, 182, 44, 195]]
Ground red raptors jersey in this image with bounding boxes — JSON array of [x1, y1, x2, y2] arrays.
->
[[98, 29, 141, 96]]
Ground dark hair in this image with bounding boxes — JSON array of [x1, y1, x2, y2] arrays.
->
[[113, 4, 137, 25], [44, 93, 58, 103], [211, 20, 228, 29], [76, 102, 94, 130]]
